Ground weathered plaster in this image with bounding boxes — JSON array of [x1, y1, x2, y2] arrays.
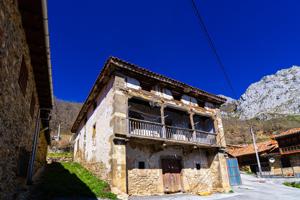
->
[[74, 78, 115, 182]]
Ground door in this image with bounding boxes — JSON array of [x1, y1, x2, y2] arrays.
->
[[161, 158, 182, 193], [226, 158, 242, 186]]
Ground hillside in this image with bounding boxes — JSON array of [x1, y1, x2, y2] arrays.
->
[[50, 98, 82, 136], [222, 115, 300, 144]]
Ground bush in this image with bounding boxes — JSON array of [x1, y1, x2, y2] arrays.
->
[[283, 182, 300, 189]]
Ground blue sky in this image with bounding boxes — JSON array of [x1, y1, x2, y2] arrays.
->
[[48, 0, 300, 102]]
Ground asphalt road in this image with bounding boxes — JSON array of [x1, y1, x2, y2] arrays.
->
[[129, 174, 300, 200]]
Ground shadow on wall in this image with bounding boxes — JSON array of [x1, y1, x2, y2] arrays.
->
[[30, 162, 98, 200]]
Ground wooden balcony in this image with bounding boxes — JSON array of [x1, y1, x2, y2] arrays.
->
[[128, 118, 217, 146], [280, 144, 300, 155]]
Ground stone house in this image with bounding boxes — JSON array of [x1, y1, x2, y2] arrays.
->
[[227, 128, 300, 177], [0, 0, 53, 199], [271, 128, 300, 176], [227, 140, 279, 173], [72, 57, 231, 196]]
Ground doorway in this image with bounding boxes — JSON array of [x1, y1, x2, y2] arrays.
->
[[161, 157, 183, 193]]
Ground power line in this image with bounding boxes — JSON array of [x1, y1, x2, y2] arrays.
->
[[190, 0, 238, 99]]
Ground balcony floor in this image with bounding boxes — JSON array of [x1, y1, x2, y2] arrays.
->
[[126, 133, 220, 148]]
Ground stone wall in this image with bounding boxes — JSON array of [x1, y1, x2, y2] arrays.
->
[[128, 169, 164, 195], [271, 154, 300, 175], [126, 141, 227, 195], [290, 153, 300, 174], [0, 1, 48, 199], [34, 130, 49, 172]]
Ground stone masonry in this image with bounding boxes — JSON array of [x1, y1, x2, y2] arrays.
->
[[72, 58, 231, 198], [0, 1, 51, 199]]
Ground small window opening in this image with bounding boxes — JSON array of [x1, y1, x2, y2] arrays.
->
[[17, 147, 30, 177], [172, 91, 182, 101], [92, 123, 96, 138], [281, 156, 291, 168], [197, 100, 205, 108], [196, 163, 201, 170], [138, 161, 145, 169], [140, 82, 152, 92], [18, 56, 28, 96]]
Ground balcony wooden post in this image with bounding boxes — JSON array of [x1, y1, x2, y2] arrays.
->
[[160, 104, 166, 138], [189, 112, 196, 141]]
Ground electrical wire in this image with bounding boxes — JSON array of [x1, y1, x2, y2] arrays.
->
[[190, 0, 238, 99]]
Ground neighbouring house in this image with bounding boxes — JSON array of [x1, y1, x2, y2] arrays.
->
[[271, 128, 300, 176], [72, 57, 231, 197], [227, 128, 300, 177], [0, 0, 53, 199], [227, 140, 279, 173]]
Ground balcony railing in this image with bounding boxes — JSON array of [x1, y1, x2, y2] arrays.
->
[[128, 118, 163, 138], [280, 144, 300, 154], [128, 118, 217, 145], [165, 125, 194, 142]]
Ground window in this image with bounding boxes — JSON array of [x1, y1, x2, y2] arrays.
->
[[16, 147, 30, 177], [193, 115, 215, 133], [197, 100, 205, 108], [281, 156, 291, 168], [76, 140, 79, 152], [92, 123, 96, 138], [29, 93, 36, 118], [18, 57, 28, 96], [138, 161, 145, 169], [172, 91, 182, 101], [196, 162, 201, 170]]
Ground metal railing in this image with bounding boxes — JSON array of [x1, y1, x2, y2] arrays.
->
[[280, 144, 300, 154], [128, 118, 217, 145]]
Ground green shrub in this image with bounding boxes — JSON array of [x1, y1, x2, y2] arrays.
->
[[283, 182, 300, 189]]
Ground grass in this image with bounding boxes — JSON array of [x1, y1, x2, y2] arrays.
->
[[36, 162, 117, 199], [245, 171, 254, 175], [47, 152, 72, 158], [283, 182, 300, 189]]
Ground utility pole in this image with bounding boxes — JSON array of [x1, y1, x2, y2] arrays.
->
[[250, 126, 262, 177]]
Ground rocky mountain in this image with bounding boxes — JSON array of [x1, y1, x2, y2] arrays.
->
[[222, 66, 300, 120], [50, 98, 82, 136], [220, 66, 300, 144]]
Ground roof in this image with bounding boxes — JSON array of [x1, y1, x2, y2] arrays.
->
[[71, 56, 226, 133], [273, 128, 300, 139], [18, 0, 53, 144], [227, 140, 278, 157], [18, 0, 53, 109]]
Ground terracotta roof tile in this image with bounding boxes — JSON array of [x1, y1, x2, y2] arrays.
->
[[273, 128, 300, 139], [227, 140, 278, 157]]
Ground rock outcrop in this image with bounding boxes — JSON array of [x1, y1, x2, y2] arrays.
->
[[222, 66, 300, 120]]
